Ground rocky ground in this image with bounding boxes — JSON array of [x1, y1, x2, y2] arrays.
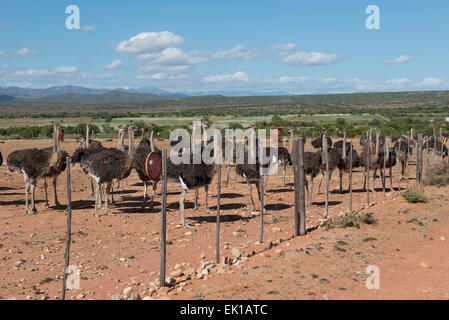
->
[[0, 138, 447, 300]]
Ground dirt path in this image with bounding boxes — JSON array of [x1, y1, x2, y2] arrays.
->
[[0, 138, 447, 300]]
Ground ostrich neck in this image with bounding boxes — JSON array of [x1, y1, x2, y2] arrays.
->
[[150, 129, 155, 152], [52, 125, 58, 153], [86, 124, 90, 148]]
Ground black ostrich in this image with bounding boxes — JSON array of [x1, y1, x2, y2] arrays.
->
[[332, 141, 361, 193], [134, 123, 161, 210], [393, 136, 415, 177], [360, 132, 385, 192], [75, 126, 137, 217], [167, 121, 217, 227], [7, 124, 67, 213]]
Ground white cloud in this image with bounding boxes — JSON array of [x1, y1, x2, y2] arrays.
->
[[269, 43, 296, 51], [420, 77, 442, 86], [386, 55, 411, 64], [212, 45, 258, 60], [81, 25, 95, 33], [12, 66, 77, 76], [386, 78, 411, 87], [101, 59, 123, 70], [115, 31, 185, 54], [278, 76, 307, 82], [203, 71, 249, 82], [53, 66, 77, 73], [16, 48, 40, 56], [137, 73, 188, 80], [137, 48, 209, 73], [280, 51, 341, 66]]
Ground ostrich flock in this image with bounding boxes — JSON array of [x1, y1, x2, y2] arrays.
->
[[2, 121, 448, 228]]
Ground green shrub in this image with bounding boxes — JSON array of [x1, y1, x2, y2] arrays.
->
[[401, 188, 428, 203], [424, 163, 449, 187], [323, 212, 377, 230]]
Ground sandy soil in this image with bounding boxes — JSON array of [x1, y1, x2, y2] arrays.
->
[[0, 137, 447, 300]]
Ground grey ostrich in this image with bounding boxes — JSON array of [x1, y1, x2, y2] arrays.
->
[[134, 122, 161, 210], [360, 131, 385, 192], [77, 126, 137, 217], [7, 123, 67, 213], [167, 120, 217, 227], [333, 140, 361, 193]]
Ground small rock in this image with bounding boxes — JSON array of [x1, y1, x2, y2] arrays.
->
[[420, 262, 430, 268], [231, 248, 242, 259], [77, 293, 85, 299], [129, 291, 140, 300], [170, 270, 184, 277], [123, 287, 134, 298], [165, 276, 176, 285], [142, 296, 154, 300], [111, 294, 124, 300], [440, 236, 446, 241]]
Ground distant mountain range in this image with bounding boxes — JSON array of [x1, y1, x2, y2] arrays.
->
[[0, 85, 297, 104]]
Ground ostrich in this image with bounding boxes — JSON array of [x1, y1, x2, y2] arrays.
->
[[7, 124, 67, 213], [312, 135, 343, 195], [79, 126, 136, 217], [333, 140, 361, 193], [360, 131, 385, 192], [393, 136, 415, 177], [134, 123, 161, 210], [167, 120, 217, 227]]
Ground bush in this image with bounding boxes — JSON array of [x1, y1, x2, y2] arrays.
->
[[424, 162, 449, 187], [401, 188, 428, 203], [323, 212, 377, 230]]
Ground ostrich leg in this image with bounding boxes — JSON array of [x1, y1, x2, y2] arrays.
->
[[283, 162, 288, 185], [246, 179, 256, 212], [94, 183, 101, 218], [308, 176, 314, 207], [148, 181, 157, 210], [53, 177, 60, 206], [225, 165, 231, 185], [179, 188, 193, 228], [194, 189, 199, 212], [43, 179, 49, 208], [105, 183, 112, 215], [204, 185, 211, 214], [316, 172, 324, 195], [141, 181, 148, 210], [90, 178, 95, 196], [30, 179, 37, 213], [339, 169, 343, 193], [25, 178, 31, 214]]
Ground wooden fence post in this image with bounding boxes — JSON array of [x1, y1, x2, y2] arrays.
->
[[160, 150, 167, 287], [60, 157, 72, 300], [440, 128, 443, 162], [349, 142, 353, 212], [259, 173, 264, 243], [216, 163, 221, 264], [417, 134, 423, 185], [293, 138, 306, 236], [323, 132, 329, 218], [366, 130, 371, 205]]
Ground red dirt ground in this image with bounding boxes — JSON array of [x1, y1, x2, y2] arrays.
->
[[0, 138, 448, 300]]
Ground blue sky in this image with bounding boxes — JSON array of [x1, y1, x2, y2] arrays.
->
[[0, 0, 448, 94]]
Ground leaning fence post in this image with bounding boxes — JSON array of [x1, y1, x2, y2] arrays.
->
[[160, 150, 167, 287], [293, 138, 306, 236], [440, 128, 443, 162], [417, 134, 423, 185], [60, 157, 72, 300]]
